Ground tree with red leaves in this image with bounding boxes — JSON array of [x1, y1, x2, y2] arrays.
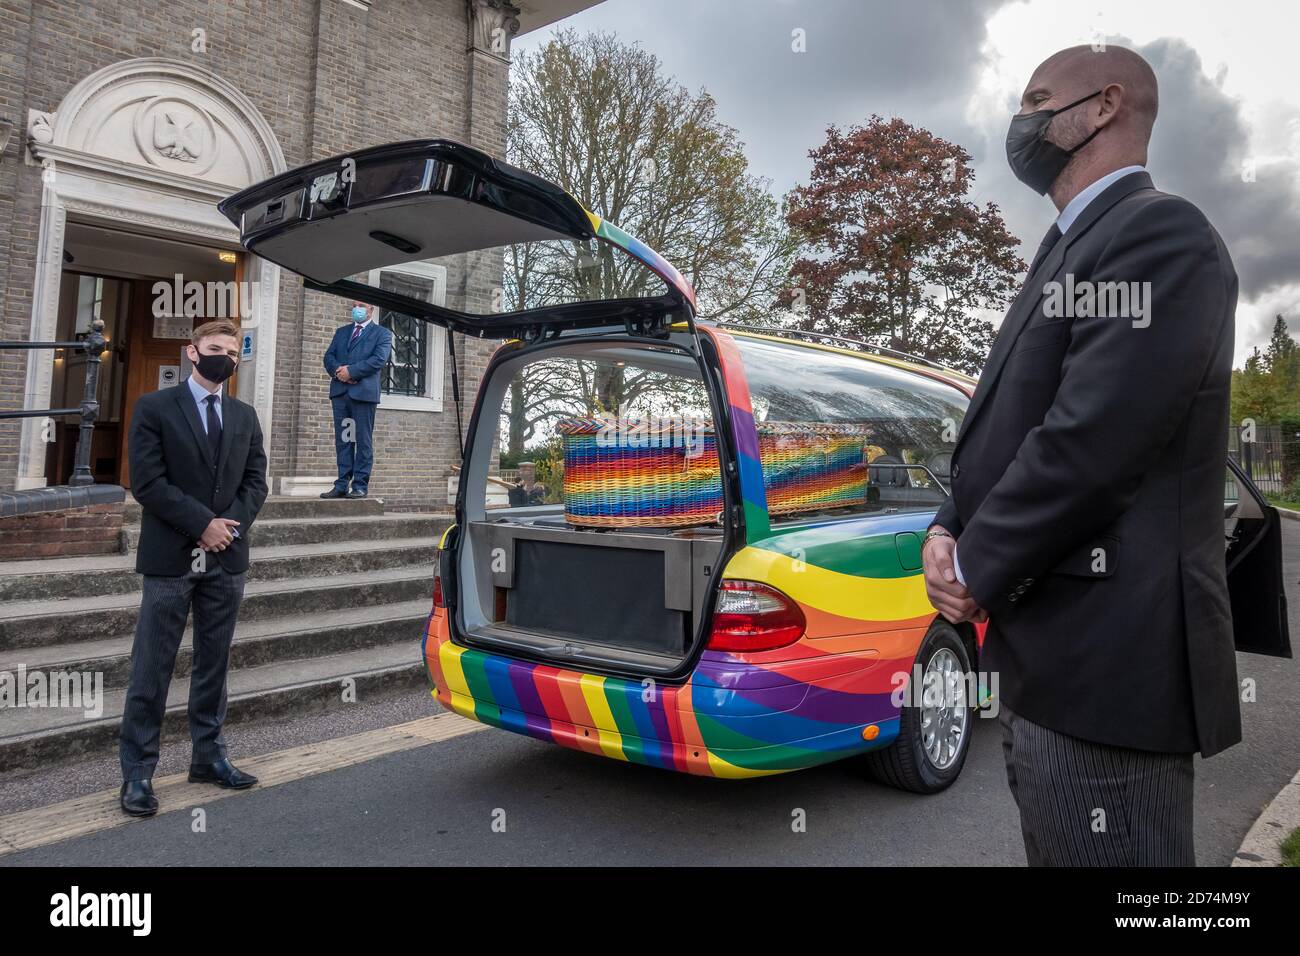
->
[[784, 116, 1024, 373]]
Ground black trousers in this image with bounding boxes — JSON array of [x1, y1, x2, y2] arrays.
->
[[999, 702, 1195, 866], [119, 559, 246, 781]]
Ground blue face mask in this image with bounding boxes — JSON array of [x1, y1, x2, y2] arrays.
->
[[351, 306, 368, 322]]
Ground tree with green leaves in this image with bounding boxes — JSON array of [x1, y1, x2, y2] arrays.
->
[[1231, 315, 1300, 424]]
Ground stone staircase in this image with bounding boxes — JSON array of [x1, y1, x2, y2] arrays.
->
[[0, 495, 452, 771]]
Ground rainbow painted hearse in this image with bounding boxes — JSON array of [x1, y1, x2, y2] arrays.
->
[[222, 139, 1284, 792]]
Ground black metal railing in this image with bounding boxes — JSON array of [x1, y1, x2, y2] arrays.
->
[[0, 317, 107, 486], [1228, 423, 1299, 496]]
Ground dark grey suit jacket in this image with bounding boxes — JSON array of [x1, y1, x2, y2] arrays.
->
[[935, 171, 1241, 757], [128, 383, 268, 576]]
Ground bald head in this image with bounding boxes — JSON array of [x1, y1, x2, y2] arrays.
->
[[1016, 45, 1158, 206]]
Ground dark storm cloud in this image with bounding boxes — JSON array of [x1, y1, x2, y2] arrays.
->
[[519, 4, 1300, 350], [1138, 37, 1300, 300], [516, 0, 1016, 191]]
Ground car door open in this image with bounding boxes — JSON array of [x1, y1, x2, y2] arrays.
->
[[1225, 457, 1292, 658]]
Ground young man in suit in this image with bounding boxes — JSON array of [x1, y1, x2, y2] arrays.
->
[[120, 319, 269, 816], [922, 46, 1240, 865], [322, 301, 393, 499]]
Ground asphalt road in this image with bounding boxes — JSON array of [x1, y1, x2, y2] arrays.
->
[[3, 522, 1297, 867]]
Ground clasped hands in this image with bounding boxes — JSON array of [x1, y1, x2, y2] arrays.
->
[[199, 517, 240, 552], [922, 528, 988, 624], [334, 365, 356, 384]]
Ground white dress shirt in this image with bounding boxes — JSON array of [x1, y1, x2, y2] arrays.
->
[[951, 164, 1147, 589], [186, 374, 223, 433]]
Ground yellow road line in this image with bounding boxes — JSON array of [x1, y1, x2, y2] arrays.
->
[[0, 712, 487, 857]]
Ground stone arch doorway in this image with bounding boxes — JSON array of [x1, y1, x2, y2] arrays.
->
[[19, 57, 286, 490]]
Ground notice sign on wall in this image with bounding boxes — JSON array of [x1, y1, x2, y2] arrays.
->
[[157, 365, 180, 390], [153, 315, 192, 340]]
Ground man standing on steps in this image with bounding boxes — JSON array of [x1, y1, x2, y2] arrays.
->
[[120, 319, 268, 817], [322, 300, 393, 500]]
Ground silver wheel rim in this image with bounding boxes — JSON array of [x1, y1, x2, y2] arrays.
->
[[919, 646, 969, 771]]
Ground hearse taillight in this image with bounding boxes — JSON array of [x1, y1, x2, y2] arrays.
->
[[707, 580, 806, 652]]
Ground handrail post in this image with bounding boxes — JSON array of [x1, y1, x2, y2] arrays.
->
[[69, 317, 106, 487]]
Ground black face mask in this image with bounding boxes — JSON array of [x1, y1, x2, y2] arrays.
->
[[193, 350, 236, 384], [1006, 89, 1103, 195]]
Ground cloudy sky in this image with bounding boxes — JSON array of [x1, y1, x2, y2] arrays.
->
[[517, 0, 1300, 364]]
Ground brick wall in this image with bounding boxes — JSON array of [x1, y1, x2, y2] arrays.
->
[[0, 0, 513, 512], [0, 501, 123, 559]]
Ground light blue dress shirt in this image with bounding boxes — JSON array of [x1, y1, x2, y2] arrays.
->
[[186, 374, 223, 434], [1054, 164, 1146, 235]]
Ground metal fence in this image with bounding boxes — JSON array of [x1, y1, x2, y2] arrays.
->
[[0, 317, 108, 487], [1228, 423, 1299, 496]]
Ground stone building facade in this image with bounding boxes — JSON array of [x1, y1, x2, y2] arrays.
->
[[0, 0, 592, 510]]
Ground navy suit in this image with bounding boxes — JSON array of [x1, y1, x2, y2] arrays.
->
[[323, 320, 392, 493]]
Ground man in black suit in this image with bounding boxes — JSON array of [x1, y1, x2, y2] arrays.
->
[[923, 46, 1240, 865], [119, 319, 268, 816]]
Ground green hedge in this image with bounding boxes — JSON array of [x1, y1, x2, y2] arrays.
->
[[1282, 416, 1300, 486]]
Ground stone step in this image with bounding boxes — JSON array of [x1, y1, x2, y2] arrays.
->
[[0, 564, 435, 651], [121, 512, 451, 550], [0, 642, 430, 772], [0, 537, 440, 602], [121, 494, 386, 524], [0, 598, 432, 687]]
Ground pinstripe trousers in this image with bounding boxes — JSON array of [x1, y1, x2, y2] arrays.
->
[[119, 560, 247, 781], [999, 702, 1195, 866]]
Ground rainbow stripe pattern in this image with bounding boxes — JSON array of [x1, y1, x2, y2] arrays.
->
[[557, 417, 723, 527], [758, 423, 870, 515], [424, 511, 941, 776], [584, 211, 697, 309], [557, 417, 873, 527], [421, 328, 982, 778]]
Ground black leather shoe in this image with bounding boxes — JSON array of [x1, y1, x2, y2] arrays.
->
[[346, 489, 368, 498], [320, 487, 349, 499], [188, 758, 258, 789], [120, 779, 158, 817]]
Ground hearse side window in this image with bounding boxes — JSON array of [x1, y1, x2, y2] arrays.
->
[[733, 336, 969, 521]]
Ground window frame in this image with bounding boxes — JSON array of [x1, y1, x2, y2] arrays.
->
[[367, 261, 447, 413]]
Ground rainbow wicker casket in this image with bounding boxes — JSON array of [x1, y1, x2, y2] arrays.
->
[[557, 417, 871, 527]]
